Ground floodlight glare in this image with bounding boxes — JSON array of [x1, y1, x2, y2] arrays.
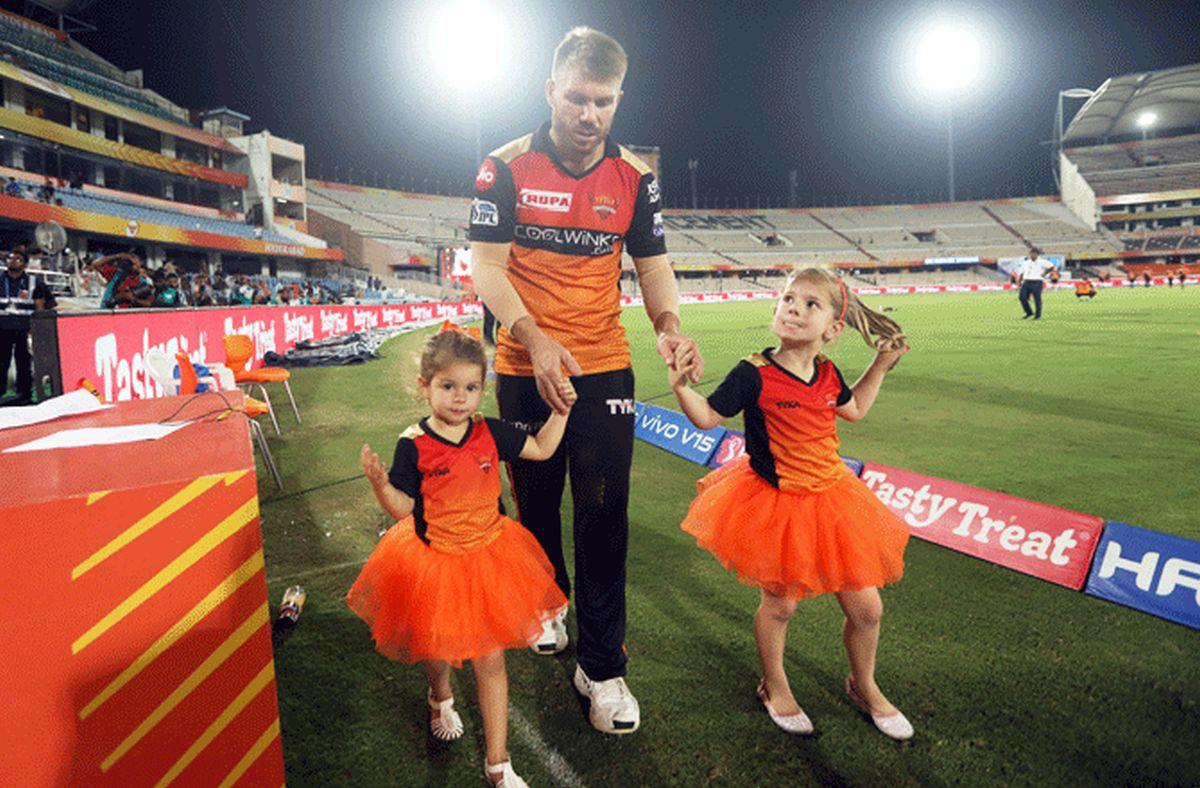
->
[[1136, 111, 1158, 129], [428, 0, 506, 91], [914, 26, 980, 95]]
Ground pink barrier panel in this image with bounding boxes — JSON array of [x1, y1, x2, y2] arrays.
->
[[860, 462, 1105, 589], [56, 302, 481, 403]]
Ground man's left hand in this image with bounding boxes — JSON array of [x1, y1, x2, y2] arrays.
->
[[657, 331, 704, 383]]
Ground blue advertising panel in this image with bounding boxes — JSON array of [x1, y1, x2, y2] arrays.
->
[[633, 402, 726, 467], [1084, 521, 1200, 630]]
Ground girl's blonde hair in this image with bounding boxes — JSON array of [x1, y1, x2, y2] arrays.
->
[[418, 330, 487, 381], [784, 267, 907, 351]]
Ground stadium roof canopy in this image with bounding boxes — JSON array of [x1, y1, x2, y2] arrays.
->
[[1063, 63, 1200, 146]]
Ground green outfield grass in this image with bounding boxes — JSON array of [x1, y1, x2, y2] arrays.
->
[[261, 285, 1199, 786]]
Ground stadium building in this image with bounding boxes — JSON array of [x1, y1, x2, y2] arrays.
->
[[0, 6, 343, 281]]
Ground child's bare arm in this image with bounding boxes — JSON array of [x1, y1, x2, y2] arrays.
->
[[520, 378, 577, 460], [670, 366, 725, 430], [361, 444, 415, 520], [837, 346, 908, 422]]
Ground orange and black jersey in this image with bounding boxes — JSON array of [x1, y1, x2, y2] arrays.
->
[[468, 122, 666, 377], [388, 415, 527, 553], [708, 351, 853, 493]]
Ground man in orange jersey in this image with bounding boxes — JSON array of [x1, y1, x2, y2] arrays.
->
[[470, 27, 701, 735]]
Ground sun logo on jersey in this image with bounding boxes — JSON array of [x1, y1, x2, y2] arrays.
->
[[588, 193, 620, 219]]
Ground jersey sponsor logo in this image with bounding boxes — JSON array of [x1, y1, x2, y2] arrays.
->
[[652, 212, 664, 237], [646, 178, 661, 204], [475, 159, 496, 191], [519, 188, 573, 212], [514, 223, 622, 256], [471, 198, 499, 226], [588, 193, 620, 218], [477, 455, 494, 472], [423, 467, 450, 478]]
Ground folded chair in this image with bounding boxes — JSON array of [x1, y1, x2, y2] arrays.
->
[[221, 334, 300, 436]]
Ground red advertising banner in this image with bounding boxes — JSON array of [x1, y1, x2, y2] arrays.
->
[[860, 463, 1104, 589], [56, 301, 481, 403]]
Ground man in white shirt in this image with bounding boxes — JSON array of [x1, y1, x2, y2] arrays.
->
[[1017, 247, 1054, 320]]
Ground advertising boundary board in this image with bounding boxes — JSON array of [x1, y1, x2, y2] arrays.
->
[[860, 462, 1104, 589], [52, 301, 481, 403], [1084, 521, 1200, 630]]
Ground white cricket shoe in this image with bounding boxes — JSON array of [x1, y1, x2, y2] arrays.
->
[[573, 664, 640, 734], [530, 609, 568, 655]]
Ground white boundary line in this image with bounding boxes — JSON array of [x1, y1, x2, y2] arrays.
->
[[509, 705, 587, 788]]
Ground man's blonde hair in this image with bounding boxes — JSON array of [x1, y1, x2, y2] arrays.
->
[[552, 26, 627, 82]]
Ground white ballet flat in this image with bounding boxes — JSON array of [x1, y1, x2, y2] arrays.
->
[[428, 688, 464, 741], [845, 677, 913, 741], [756, 678, 814, 735], [485, 759, 530, 787]]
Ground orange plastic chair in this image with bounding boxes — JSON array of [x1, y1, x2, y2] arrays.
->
[[222, 334, 301, 435], [177, 351, 282, 489]]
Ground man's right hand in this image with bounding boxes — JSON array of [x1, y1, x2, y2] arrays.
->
[[514, 317, 583, 415], [528, 333, 583, 415]]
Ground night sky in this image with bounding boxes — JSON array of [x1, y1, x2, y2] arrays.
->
[[6, 0, 1200, 207]]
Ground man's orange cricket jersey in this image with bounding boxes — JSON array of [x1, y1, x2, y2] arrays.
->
[[468, 122, 667, 376], [387, 415, 528, 554]]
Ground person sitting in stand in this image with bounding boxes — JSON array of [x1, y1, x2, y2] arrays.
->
[[153, 271, 185, 308]]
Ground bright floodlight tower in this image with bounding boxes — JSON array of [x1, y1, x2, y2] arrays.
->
[[428, 0, 508, 166], [1136, 110, 1158, 140], [914, 25, 980, 202]]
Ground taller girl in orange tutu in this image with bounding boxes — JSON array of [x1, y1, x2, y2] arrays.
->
[[670, 267, 914, 741], [349, 328, 573, 787]]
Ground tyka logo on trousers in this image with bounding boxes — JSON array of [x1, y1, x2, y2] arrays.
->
[[606, 398, 635, 415]]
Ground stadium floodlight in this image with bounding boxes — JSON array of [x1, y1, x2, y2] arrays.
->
[[911, 23, 981, 202], [426, 0, 509, 164], [1137, 110, 1158, 140], [914, 26, 980, 96]]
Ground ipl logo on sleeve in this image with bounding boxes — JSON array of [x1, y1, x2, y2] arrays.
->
[[471, 199, 499, 227]]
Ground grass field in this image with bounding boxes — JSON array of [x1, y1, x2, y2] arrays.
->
[[261, 286, 1199, 786]]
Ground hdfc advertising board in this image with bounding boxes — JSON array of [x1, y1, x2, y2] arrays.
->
[[55, 301, 480, 403], [1085, 522, 1200, 630], [860, 463, 1104, 589]]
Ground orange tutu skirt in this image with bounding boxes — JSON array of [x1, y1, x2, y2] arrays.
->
[[347, 516, 566, 667], [682, 455, 909, 599]]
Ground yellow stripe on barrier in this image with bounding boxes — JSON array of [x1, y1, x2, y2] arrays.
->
[[78, 551, 265, 720], [215, 718, 281, 788], [86, 490, 111, 506], [223, 470, 250, 486], [73, 474, 230, 581], [152, 661, 276, 788], [101, 603, 269, 773], [72, 497, 259, 655]]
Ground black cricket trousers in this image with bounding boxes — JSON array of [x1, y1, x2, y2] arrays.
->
[[497, 367, 635, 681]]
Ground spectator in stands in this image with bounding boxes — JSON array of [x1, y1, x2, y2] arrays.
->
[[1, 245, 56, 405], [1016, 247, 1054, 320], [153, 271, 185, 308], [38, 177, 54, 204], [93, 252, 154, 309], [4, 177, 20, 199], [68, 170, 84, 191]]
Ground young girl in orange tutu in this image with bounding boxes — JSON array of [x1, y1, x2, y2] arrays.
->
[[670, 267, 914, 741], [349, 328, 574, 787]]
